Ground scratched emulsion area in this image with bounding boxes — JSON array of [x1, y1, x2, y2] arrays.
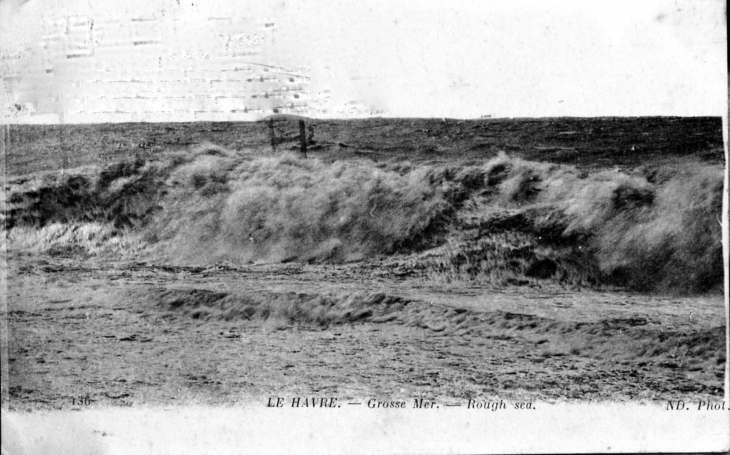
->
[[2, 15, 310, 123]]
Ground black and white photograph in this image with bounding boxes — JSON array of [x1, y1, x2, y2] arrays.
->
[[1, 0, 728, 453]]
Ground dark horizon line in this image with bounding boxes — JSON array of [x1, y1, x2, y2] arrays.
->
[[6, 114, 723, 127]]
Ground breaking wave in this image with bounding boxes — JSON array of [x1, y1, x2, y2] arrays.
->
[[6, 144, 724, 293]]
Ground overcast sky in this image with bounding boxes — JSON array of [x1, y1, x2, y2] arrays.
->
[[1, 0, 726, 121]]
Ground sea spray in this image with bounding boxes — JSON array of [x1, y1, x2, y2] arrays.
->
[[155, 151, 454, 263], [6, 147, 724, 293]]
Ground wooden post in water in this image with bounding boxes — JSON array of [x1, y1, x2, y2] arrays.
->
[[61, 122, 67, 175], [298, 119, 307, 158], [263, 114, 311, 158], [269, 118, 276, 152]]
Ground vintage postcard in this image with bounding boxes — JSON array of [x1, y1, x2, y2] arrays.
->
[[1, 0, 728, 453]]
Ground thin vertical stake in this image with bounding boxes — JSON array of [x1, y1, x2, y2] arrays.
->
[[269, 118, 276, 152], [299, 119, 307, 158]]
